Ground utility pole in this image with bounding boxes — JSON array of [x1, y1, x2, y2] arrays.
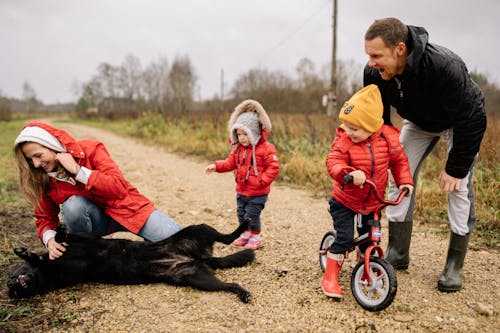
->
[[326, 0, 338, 116]]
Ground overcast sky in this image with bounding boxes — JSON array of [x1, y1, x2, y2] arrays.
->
[[1, 0, 499, 104]]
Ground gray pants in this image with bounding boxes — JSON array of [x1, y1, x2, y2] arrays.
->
[[386, 120, 476, 235]]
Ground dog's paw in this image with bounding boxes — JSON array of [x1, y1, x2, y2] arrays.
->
[[239, 290, 252, 303], [14, 247, 28, 258], [55, 224, 68, 243]]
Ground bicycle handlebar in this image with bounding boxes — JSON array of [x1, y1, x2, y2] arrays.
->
[[343, 174, 409, 207]]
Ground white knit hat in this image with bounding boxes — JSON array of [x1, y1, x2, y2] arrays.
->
[[230, 111, 262, 175], [14, 126, 66, 152], [230, 111, 262, 146]]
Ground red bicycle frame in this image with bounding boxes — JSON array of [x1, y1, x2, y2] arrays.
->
[[343, 174, 409, 285]]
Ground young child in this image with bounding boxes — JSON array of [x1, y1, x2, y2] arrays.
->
[[205, 99, 279, 250], [322, 84, 414, 299]]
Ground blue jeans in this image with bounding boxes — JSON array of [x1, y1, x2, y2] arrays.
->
[[328, 198, 372, 254], [236, 194, 268, 232], [61, 196, 181, 242]]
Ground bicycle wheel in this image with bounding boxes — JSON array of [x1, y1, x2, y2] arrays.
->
[[319, 231, 336, 272], [350, 257, 397, 311]]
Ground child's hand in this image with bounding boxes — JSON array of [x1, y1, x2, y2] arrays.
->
[[349, 170, 366, 187], [205, 164, 216, 174], [399, 184, 414, 197]]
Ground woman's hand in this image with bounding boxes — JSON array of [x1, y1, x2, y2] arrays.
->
[[47, 237, 67, 260], [55, 153, 80, 174]]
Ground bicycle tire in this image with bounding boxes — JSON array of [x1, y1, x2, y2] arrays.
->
[[350, 257, 397, 311], [319, 231, 336, 272]]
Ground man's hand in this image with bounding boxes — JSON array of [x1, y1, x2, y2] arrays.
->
[[47, 237, 67, 260], [439, 170, 461, 192]]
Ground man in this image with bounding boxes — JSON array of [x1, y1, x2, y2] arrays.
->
[[363, 17, 487, 292]]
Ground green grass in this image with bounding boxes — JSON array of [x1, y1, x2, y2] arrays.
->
[[0, 120, 27, 212]]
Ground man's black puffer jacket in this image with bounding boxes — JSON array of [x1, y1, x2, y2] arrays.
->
[[364, 25, 487, 179]]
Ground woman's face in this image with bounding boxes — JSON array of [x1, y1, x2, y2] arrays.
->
[[21, 142, 58, 172]]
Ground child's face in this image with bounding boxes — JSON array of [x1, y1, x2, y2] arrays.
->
[[236, 129, 250, 146], [342, 121, 372, 143]]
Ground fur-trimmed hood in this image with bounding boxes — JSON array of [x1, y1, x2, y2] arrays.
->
[[227, 99, 272, 176], [227, 99, 272, 135]]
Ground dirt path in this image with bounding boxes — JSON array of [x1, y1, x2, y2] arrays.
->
[[40, 123, 499, 332]]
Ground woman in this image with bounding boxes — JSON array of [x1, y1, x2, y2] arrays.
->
[[14, 121, 181, 260]]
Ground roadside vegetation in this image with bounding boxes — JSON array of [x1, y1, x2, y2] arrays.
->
[[0, 57, 498, 331], [75, 111, 499, 247], [0, 111, 498, 331]]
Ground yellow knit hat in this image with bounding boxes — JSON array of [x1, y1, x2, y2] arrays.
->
[[339, 84, 383, 133]]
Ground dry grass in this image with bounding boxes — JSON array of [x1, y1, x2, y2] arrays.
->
[[69, 111, 499, 248]]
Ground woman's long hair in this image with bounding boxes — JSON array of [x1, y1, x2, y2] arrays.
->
[[14, 143, 51, 210]]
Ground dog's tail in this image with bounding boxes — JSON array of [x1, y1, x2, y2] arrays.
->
[[216, 218, 251, 244], [208, 249, 255, 269]]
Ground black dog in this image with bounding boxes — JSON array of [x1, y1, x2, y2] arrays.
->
[[7, 220, 255, 302]]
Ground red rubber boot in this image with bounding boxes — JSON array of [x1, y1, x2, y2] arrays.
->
[[321, 253, 344, 299]]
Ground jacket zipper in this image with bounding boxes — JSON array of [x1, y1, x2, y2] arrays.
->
[[362, 141, 376, 211], [236, 147, 252, 183], [394, 77, 404, 104]]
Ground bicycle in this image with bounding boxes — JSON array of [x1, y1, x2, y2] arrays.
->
[[319, 174, 409, 311]]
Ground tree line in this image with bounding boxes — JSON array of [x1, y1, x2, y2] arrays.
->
[[71, 53, 365, 117], [1, 53, 499, 121]]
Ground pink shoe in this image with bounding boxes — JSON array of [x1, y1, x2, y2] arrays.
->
[[244, 235, 261, 250], [232, 231, 250, 246]]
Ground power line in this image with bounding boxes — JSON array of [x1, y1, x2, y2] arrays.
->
[[258, 0, 330, 64]]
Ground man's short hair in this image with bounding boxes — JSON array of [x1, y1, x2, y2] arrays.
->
[[365, 17, 408, 48]]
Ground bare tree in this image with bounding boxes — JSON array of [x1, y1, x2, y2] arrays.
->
[[296, 57, 319, 89], [167, 55, 197, 113], [0, 89, 12, 121], [142, 56, 170, 113], [230, 67, 295, 112], [118, 54, 143, 101], [22, 81, 39, 113], [325, 59, 363, 106], [96, 62, 119, 98]]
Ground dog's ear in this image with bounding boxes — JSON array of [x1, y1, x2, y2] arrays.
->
[[55, 224, 68, 243], [13, 248, 43, 266]]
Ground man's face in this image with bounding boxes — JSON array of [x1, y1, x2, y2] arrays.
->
[[365, 37, 405, 80]]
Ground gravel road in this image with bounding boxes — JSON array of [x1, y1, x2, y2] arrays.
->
[[36, 122, 499, 332]]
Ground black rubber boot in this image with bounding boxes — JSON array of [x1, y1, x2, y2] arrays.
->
[[437, 233, 470, 292], [385, 221, 413, 270]]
